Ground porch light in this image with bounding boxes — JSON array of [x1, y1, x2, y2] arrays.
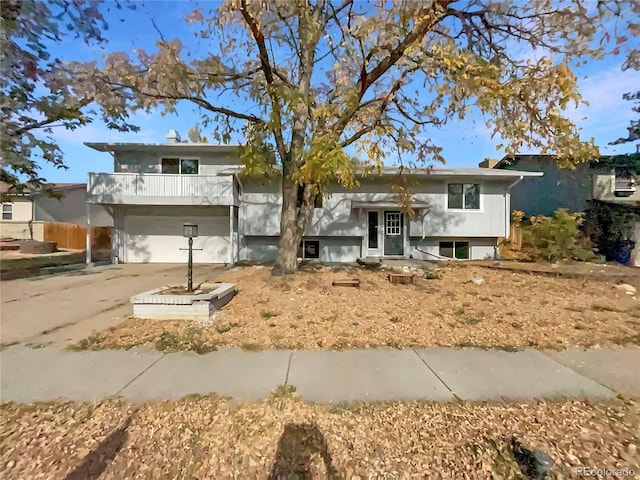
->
[[183, 223, 198, 238]]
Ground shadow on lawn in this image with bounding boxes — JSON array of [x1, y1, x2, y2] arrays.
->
[[63, 414, 134, 480], [269, 423, 338, 479]]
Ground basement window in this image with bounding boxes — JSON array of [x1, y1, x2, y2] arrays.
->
[[439, 241, 470, 260], [2, 203, 12, 220], [298, 240, 320, 259]]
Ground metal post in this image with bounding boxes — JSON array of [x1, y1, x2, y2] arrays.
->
[[187, 236, 193, 292], [85, 202, 91, 265]]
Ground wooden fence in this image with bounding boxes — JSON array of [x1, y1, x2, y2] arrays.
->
[[510, 224, 523, 251], [43, 222, 111, 251]]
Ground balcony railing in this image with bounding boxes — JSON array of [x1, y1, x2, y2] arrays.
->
[[87, 173, 237, 206]]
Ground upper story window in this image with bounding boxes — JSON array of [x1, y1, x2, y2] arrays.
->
[[2, 203, 12, 220], [161, 158, 199, 175], [296, 185, 323, 208], [448, 183, 480, 210]]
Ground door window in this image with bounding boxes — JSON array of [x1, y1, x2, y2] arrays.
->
[[385, 212, 401, 235], [368, 211, 378, 248]]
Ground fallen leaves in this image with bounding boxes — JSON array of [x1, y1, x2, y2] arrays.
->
[[0, 396, 639, 479], [72, 264, 639, 352]]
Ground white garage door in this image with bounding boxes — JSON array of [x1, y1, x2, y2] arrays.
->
[[123, 214, 230, 263]]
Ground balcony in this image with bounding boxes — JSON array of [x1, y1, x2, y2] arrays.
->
[[87, 173, 237, 206]]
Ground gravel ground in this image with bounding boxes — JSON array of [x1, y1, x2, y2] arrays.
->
[[72, 264, 640, 352]]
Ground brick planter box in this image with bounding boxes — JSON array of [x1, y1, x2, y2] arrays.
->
[[130, 282, 236, 321]]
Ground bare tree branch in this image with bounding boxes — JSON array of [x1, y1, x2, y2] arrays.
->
[[332, 0, 454, 136]]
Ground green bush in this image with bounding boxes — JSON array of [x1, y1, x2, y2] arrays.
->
[[521, 209, 592, 262]]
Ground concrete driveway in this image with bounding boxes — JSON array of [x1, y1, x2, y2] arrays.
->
[[0, 263, 224, 346]]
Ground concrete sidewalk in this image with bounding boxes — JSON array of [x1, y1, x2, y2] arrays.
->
[[1, 345, 638, 404]]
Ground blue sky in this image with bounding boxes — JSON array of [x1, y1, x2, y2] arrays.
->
[[44, 1, 639, 183]]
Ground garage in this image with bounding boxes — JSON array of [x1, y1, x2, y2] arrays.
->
[[121, 206, 230, 263]]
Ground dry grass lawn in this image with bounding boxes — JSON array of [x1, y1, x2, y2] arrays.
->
[[74, 263, 640, 352], [1, 395, 638, 479]]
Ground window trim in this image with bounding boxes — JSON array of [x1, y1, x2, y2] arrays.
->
[[160, 157, 200, 175], [445, 182, 483, 212], [439, 240, 470, 260], [2, 202, 13, 220]]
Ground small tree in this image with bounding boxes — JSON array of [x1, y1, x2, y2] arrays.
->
[[522, 209, 589, 262], [72, 0, 638, 274]]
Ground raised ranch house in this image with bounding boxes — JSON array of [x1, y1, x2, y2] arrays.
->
[[85, 130, 542, 264]]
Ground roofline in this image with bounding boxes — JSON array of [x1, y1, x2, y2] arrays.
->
[[495, 152, 640, 169], [2, 183, 86, 196], [45, 183, 86, 191], [230, 165, 542, 178], [494, 154, 558, 169], [85, 142, 243, 152], [359, 166, 543, 177]]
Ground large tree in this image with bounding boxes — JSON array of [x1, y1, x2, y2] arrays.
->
[[0, 0, 134, 199], [77, 0, 638, 274]]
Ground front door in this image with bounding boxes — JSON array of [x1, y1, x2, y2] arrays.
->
[[383, 211, 404, 256]]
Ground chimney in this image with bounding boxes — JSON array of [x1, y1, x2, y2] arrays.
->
[[166, 129, 181, 144], [478, 158, 498, 168]]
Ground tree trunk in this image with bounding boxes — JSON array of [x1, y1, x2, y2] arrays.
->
[[273, 179, 302, 275], [273, 178, 317, 275]]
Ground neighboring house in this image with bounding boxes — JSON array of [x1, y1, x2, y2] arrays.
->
[[85, 130, 542, 264], [488, 153, 640, 266], [489, 153, 640, 215], [0, 183, 112, 240]]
